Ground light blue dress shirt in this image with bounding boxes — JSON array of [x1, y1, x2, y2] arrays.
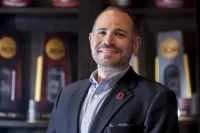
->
[[79, 66, 130, 133]]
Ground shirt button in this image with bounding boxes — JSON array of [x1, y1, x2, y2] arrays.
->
[[94, 95, 98, 98], [85, 118, 89, 123]]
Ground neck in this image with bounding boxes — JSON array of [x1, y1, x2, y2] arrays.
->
[[96, 65, 129, 84]]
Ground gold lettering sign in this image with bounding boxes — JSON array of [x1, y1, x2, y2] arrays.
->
[[45, 38, 65, 60], [160, 37, 180, 59], [0, 36, 17, 59]]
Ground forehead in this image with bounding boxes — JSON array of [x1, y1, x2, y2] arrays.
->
[[94, 10, 132, 30]]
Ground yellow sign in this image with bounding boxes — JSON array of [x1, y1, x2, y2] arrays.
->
[[0, 36, 17, 59], [160, 37, 180, 59], [45, 38, 65, 60]]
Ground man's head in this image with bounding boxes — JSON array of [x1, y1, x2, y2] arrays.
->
[[92, 6, 138, 35], [89, 6, 141, 70]]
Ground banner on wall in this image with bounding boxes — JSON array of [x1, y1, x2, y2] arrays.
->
[[34, 32, 72, 120], [155, 30, 192, 98], [0, 30, 25, 120]]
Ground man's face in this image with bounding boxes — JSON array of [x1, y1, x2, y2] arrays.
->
[[89, 10, 139, 69]]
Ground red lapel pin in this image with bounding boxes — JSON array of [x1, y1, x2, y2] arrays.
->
[[116, 92, 124, 100]]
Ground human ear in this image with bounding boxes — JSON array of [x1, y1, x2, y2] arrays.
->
[[133, 36, 141, 54], [89, 32, 93, 49]]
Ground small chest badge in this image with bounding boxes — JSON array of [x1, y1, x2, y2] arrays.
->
[[116, 92, 124, 100]]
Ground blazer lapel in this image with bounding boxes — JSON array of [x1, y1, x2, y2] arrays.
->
[[88, 68, 138, 133], [67, 79, 91, 133]]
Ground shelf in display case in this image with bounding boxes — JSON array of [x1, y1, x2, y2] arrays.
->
[[0, 7, 79, 15], [178, 116, 197, 122], [0, 7, 195, 17], [129, 8, 196, 17]]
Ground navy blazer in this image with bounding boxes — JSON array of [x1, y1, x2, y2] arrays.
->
[[46, 68, 179, 133]]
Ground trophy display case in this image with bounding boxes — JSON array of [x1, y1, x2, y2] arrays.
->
[[0, 0, 197, 133]]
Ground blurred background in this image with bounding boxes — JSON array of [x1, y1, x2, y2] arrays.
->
[[0, 0, 198, 133]]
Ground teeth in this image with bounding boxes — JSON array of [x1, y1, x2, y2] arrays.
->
[[101, 50, 114, 53]]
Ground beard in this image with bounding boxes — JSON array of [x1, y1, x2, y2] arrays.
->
[[91, 44, 131, 70]]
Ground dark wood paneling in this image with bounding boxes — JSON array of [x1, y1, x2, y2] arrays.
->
[[179, 120, 198, 133], [78, 0, 103, 79], [195, 1, 200, 133]]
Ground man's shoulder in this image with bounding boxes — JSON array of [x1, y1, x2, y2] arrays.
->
[[63, 79, 89, 89], [137, 76, 175, 95]]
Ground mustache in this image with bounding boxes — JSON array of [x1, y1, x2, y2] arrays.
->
[[96, 44, 122, 52]]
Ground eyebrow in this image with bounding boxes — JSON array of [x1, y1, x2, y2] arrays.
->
[[115, 28, 126, 34], [95, 28, 127, 34], [96, 28, 107, 31]]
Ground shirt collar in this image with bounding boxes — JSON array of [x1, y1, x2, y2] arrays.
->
[[89, 69, 98, 87], [89, 66, 130, 88]]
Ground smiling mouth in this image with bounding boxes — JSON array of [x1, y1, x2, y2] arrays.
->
[[99, 50, 119, 53]]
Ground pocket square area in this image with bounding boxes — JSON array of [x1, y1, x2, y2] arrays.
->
[[107, 124, 139, 133], [109, 123, 135, 127]]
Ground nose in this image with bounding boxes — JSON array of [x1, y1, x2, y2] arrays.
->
[[103, 33, 115, 45]]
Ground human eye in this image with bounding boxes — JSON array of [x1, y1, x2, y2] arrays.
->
[[97, 31, 106, 36], [115, 32, 125, 38]]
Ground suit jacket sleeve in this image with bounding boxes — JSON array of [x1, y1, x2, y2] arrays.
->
[[46, 88, 62, 133], [144, 89, 179, 133]]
